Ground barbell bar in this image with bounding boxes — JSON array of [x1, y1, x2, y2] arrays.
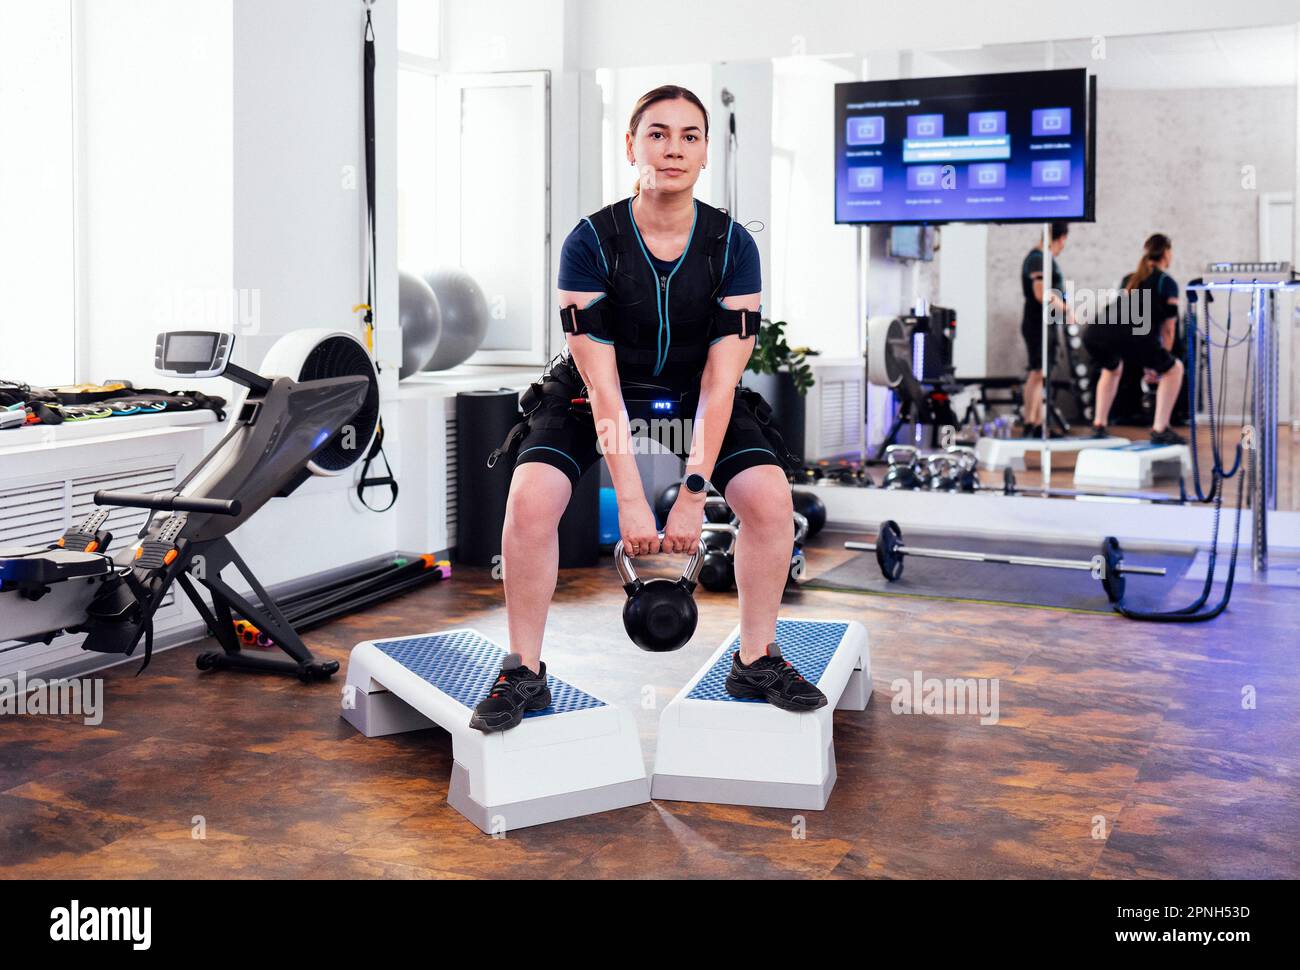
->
[[845, 520, 1166, 603]]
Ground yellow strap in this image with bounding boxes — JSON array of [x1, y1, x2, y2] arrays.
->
[[353, 304, 375, 353]]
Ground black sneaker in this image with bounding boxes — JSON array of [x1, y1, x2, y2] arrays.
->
[[1090, 424, 1109, 439], [725, 643, 828, 712], [1150, 428, 1187, 446], [469, 654, 552, 733], [1021, 423, 1040, 439]]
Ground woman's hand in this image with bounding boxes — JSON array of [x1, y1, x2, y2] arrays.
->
[[618, 498, 661, 557], [663, 492, 706, 555]]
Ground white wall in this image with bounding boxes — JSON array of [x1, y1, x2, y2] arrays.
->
[[574, 0, 1300, 71], [768, 55, 858, 357], [712, 60, 774, 311], [440, 0, 568, 74], [228, 0, 400, 581], [941, 224, 989, 379]]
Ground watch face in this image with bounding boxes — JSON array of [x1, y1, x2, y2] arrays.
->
[[686, 474, 706, 493]]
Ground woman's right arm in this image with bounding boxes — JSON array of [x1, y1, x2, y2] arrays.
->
[[559, 289, 660, 554]]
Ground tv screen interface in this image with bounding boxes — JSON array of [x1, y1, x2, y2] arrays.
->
[[836, 68, 1090, 225]]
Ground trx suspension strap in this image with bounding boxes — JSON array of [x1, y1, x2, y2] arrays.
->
[[357, 419, 399, 512], [354, 0, 397, 512], [361, 2, 377, 351]]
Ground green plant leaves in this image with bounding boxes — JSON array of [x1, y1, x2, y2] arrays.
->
[[746, 317, 817, 395]]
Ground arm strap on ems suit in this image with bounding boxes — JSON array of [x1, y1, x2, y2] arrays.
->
[[559, 300, 613, 341], [711, 304, 758, 339]]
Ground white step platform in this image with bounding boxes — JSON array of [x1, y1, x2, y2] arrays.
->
[[651, 618, 870, 810], [975, 434, 1129, 471], [341, 629, 649, 834], [1073, 442, 1191, 489]]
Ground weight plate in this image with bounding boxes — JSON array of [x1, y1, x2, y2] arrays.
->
[[1100, 536, 1126, 603], [875, 520, 905, 582]]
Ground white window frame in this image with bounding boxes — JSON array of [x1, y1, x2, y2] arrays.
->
[[434, 70, 551, 366]]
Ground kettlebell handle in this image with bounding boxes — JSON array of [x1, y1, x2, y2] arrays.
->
[[614, 535, 707, 586]]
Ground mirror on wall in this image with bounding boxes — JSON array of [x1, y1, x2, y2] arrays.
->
[[920, 26, 1298, 509], [587, 28, 1298, 517], [749, 28, 1299, 511]]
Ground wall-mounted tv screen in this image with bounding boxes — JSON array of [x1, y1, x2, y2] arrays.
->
[[835, 68, 1095, 225]]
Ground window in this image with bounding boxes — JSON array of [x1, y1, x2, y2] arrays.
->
[[398, 2, 550, 366], [0, 1, 76, 387]]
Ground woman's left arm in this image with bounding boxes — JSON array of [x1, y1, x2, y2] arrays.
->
[[690, 292, 761, 478], [660, 293, 760, 553]]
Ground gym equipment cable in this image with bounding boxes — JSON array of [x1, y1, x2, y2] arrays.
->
[[1113, 282, 1251, 622]]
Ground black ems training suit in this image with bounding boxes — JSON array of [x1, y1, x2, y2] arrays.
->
[[488, 197, 799, 496]]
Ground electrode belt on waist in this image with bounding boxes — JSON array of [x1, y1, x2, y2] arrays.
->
[[613, 344, 710, 368], [619, 381, 697, 421]]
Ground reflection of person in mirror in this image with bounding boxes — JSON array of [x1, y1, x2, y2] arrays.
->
[[471, 85, 826, 735], [1019, 222, 1071, 438], [1083, 233, 1186, 445]]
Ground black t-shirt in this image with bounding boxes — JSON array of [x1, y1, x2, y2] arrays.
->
[[1021, 248, 1065, 330], [1120, 270, 1179, 327]]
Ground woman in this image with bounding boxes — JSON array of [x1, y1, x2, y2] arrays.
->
[[472, 85, 825, 733], [1084, 233, 1185, 444]]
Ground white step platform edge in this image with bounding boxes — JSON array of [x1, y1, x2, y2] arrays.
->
[[341, 628, 649, 834], [652, 618, 870, 811], [1073, 442, 1191, 489], [975, 434, 1130, 471]]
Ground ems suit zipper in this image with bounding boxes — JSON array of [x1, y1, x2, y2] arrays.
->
[[656, 273, 669, 376]]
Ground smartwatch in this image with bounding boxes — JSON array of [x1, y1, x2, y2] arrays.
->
[[684, 473, 711, 495]]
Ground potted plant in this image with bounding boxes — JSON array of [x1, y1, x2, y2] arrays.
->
[[742, 317, 817, 465]]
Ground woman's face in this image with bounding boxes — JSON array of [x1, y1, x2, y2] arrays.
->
[[626, 98, 708, 195]]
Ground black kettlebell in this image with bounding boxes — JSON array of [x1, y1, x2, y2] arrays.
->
[[883, 464, 920, 489], [791, 489, 826, 538], [884, 445, 921, 490], [698, 522, 737, 592], [699, 551, 735, 592], [615, 536, 705, 652]]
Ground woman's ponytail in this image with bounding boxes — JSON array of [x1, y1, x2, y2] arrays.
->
[[1126, 233, 1172, 291]]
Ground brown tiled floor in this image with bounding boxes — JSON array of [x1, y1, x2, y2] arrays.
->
[[2, 531, 1296, 879]]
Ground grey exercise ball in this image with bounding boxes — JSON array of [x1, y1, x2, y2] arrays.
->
[[421, 266, 490, 371], [398, 270, 443, 380]]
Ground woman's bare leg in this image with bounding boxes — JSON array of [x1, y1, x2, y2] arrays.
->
[[723, 465, 794, 664], [500, 462, 572, 672]]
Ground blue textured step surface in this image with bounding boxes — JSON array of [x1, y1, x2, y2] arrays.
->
[[372, 630, 605, 717], [686, 619, 850, 703], [1119, 442, 1177, 452]]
